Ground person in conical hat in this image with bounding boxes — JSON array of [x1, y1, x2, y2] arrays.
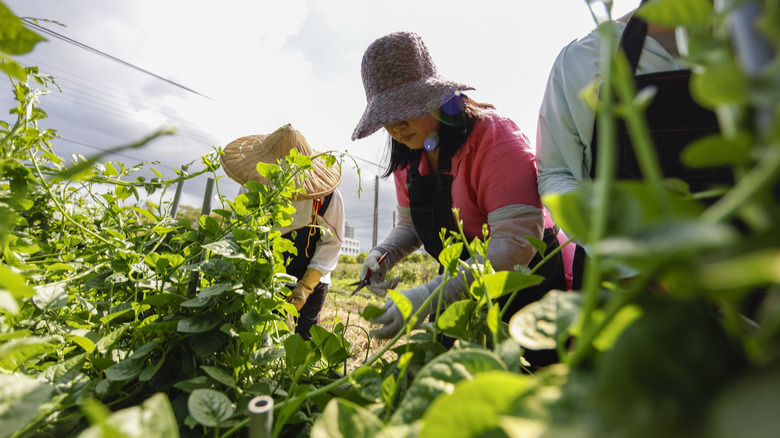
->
[[221, 123, 345, 340], [351, 31, 574, 367]]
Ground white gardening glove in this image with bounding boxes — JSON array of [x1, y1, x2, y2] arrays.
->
[[359, 250, 403, 297], [369, 284, 432, 339], [359, 208, 421, 297]]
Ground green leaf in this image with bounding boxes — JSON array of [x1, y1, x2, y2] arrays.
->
[[189, 331, 228, 357], [105, 357, 143, 382], [231, 228, 256, 242], [71, 335, 96, 354], [201, 366, 236, 388], [173, 376, 210, 393], [79, 392, 179, 438], [256, 161, 280, 179], [0, 290, 18, 314], [202, 240, 248, 259], [541, 191, 591, 243], [139, 354, 166, 382], [152, 225, 179, 235], [595, 220, 738, 266], [348, 366, 383, 403], [0, 265, 34, 300], [250, 346, 285, 366], [526, 236, 547, 257], [284, 335, 315, 371], [0, 337, 55, 372], [483, 271, 545, 300], [99, 307, 133, 325], [380, 373, 397, 408], [691, 63, 748, 106], [32, 283, 68, 311], [0, 4, 46, 55], [0, 374, 53, 437], [310, 325, 350, 365], [130, 339, 161, 360], [360, 304, 385, 321], [635, 0, 711, 27], [177, 313, 221, 333], [141, 293, 186, 307], [696, 248, 780, 291], [436, 300, 476, 340], [508, 290, 582, 351], [95, 324, 129, 354], [387, 290, 412, 321], [179, 296, 211, 308], [390, 348, 507, 425], [438, 242, 463, 272], [311, 398, 388, 438], [187, 389, 234, 427], [420, 371, 535, 438], [197, 282, 231, 299], [199, 215, 220, 234], [681, 133, 751, 168]]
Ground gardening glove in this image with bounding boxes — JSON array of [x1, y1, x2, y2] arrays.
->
[[287, 268, 322, 311], [359, 209, 421, 297], [370, 283, 433, 339]]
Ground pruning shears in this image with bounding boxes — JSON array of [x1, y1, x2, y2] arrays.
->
[[350, 252, 388, 295]]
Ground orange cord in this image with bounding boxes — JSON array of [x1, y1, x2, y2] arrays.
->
[[304, 198, 322, 257]]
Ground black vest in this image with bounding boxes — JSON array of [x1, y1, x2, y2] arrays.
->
[[282, 193, 333, 279]]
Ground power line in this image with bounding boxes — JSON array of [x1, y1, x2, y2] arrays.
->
[[22, 18, 213, 101]]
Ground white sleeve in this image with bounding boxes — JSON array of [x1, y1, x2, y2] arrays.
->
[[535, 37, 599, 204]]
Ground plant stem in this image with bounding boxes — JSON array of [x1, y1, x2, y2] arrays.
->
[[702, 142, 780, 224], [570, 21, 619, 369]]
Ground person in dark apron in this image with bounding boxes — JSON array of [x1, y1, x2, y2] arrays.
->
[[536, 2, 733, 287], [350, 31, 574, 344], [221, 124, 345, 340]]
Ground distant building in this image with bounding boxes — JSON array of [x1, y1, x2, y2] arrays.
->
[[340, 221, 360, 256]]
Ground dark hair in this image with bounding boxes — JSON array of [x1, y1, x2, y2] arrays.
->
[[380, 94, 495, 178]]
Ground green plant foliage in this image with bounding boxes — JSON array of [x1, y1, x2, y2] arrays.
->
[[1, 1, 780, 437]]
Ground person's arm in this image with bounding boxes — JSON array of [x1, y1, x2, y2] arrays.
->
[[535, 41, 597, 203], [360, 207, 421, 296], [287, 191, 345, 310], [307, 190, 345, 277]]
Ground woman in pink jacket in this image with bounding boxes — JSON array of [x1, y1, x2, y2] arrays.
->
[[351, 31, 573, 349]]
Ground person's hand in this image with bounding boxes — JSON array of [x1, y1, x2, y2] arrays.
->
[[286, 268, 322, 311], [370, 284, 431, 339], [359, 250, 399, 297]]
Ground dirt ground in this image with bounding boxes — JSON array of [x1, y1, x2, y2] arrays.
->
[[318, 290, 405, 372]]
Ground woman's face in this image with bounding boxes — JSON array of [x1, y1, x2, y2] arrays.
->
[[383, 111, 440, 150]]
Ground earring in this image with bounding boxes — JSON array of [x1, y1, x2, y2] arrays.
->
[[424, 133, 439, 151]]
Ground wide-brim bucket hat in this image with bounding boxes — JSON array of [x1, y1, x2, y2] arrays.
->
[[352, 31, 475, 141], [220, 123, 341, 200]]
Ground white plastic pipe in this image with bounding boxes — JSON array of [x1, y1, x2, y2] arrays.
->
[[248, 395, 274, 438]]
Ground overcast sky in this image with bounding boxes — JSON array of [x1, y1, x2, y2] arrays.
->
[[1, 0, 639, 253]]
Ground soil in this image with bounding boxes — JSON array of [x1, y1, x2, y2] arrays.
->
[[319, 290, 405, 372]]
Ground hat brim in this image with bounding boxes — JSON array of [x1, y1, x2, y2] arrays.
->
[[352, 77, 474, 140], [220, 133, 342, 200]]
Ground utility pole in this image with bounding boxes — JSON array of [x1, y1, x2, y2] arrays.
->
[[373, 175, 379, 248]]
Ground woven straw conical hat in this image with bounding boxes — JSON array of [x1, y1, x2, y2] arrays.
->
[[220, 123, 341, 200]]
